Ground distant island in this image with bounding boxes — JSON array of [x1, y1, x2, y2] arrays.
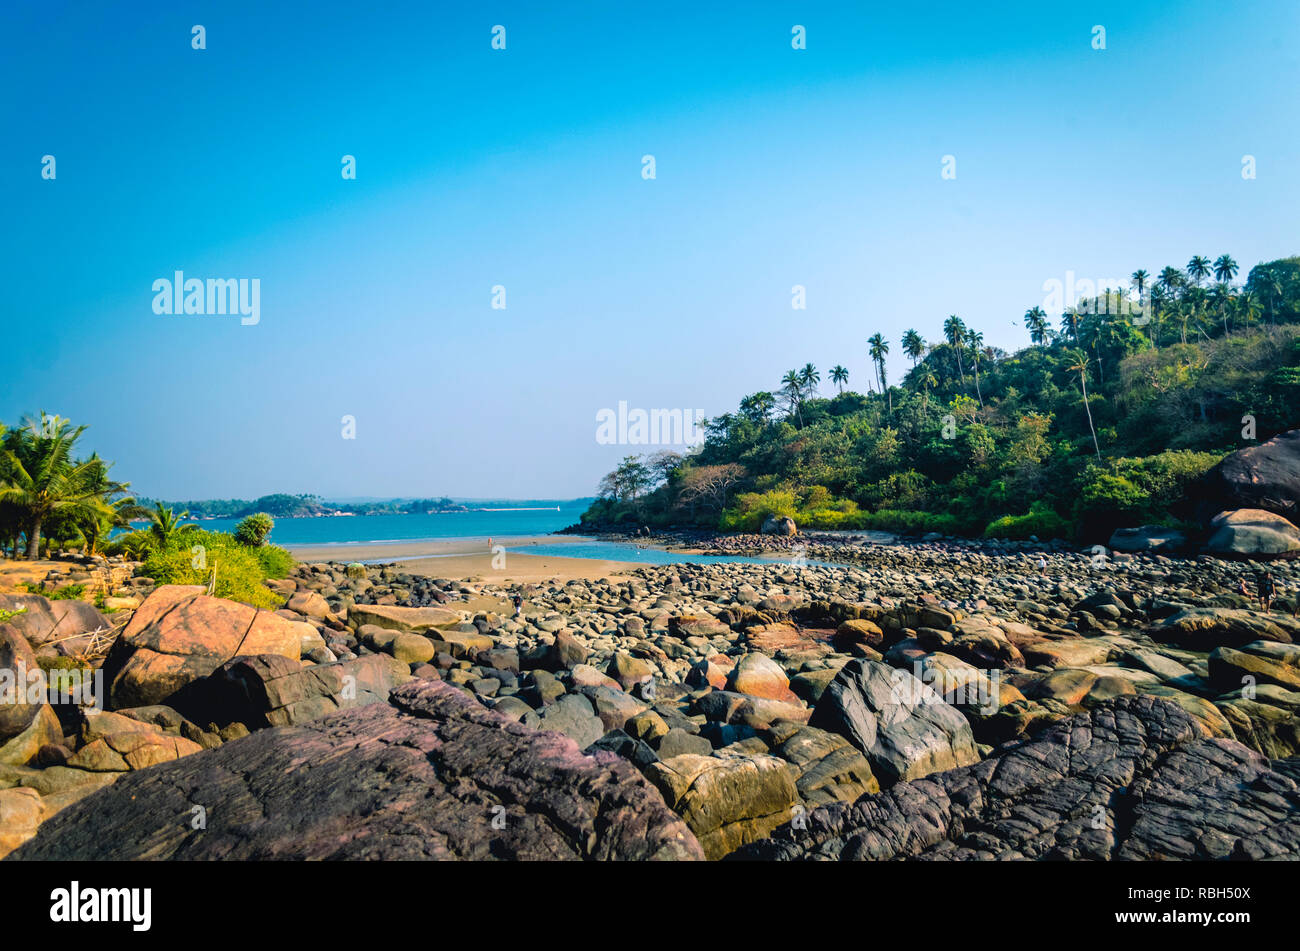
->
[[134, 493, 579, 520]]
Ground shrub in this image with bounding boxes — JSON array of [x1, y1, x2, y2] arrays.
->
[[982, 503, 1070, 540], [141, 529, 284, 609], [253, 544, 295, 579], [859, 509, 964, 536], [234, 513, 274, 546], [47, 584, 87, 601]]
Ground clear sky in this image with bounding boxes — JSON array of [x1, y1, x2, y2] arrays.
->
[[3, 1, 1297, 500]]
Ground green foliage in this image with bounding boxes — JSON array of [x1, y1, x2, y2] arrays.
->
[[234, 512, 274, 546], [253, 544, 295, 579], [141, 529, 285, 609], [982, 503, 1071, 540], [858, 509, 965, 536], [46, 583, 87, 601]]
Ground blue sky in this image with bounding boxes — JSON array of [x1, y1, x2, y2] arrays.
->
[[3, 0, 1297, 499]]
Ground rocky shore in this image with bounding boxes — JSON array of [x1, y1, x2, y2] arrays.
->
[[4, 539, 1300, 860]]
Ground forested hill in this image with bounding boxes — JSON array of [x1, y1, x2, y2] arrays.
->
[[581, 255, 1300, 543]]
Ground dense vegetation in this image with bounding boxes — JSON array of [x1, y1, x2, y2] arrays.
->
[[581, 255, 1300, 543], [0, 413, 291, 607]]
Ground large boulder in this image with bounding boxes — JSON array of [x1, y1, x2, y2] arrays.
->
[[1192, 428, 1300, 524], [734, 696, 1300, 860], [0, 628, 62, 766], [761, 515, 798, 536], [1149, 607, 1300, 649], [348, 603, 462, 633], [66, 711, 203, 772], [100, 586, 303, 709], [0, 594, 111, 657], [173, 652, 412, 728], [808, 659, 979, 785], [1108, 525, 1188, 554], [1204, 508, 1300, 558], [644, 753, 797, 859], [1208, 641, 1300, 692], [10, 679, 703, 861]]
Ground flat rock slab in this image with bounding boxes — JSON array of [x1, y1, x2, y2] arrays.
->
[[11, 679, 703, 861], [733, 696, 1300, 861]]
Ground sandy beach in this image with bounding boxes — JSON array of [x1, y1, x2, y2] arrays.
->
[[286, 535, 642, 583]]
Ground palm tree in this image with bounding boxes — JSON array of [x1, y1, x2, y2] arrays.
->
[[0, 413, 115, 558], [1023, 306, 1050, 346], [1063, 348, 1101, 461], [901, 329, 925, 367], [1060, 309, 1080, 344], [1212, 254, 1238, 286], [867, 333, 887, 389], [1187, 255, 1212, 288], [943, 315, 967, 382], [798, 363, 820, 399], [1210, 282, 1233, 338], [780, 370, 805, 427], [1131, 269, 1149, 301], [1157, 266, 1185, 299], [829, 365, 849, 393], [916, 367, 938, 415], [966, 329, 985, 407], [72, 454, 141, 554], [146, 501, 200, 549]]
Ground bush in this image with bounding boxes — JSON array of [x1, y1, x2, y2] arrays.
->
[[47, 583, 87, 601], [141, 529, 285, 609], [103, 529, 154, 559], [253, 544, 295, 579], [858, 509, 964, 536], [234, 513, 274, 546], [982, 503, 1070, 540]]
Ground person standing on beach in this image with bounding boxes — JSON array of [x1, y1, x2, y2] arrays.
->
[[512, 592, 523, 618], [1036, 555, 1047, 575], [1258, 572, 1276, 612]]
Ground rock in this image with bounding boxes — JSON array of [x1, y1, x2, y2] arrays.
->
[[734, 696, 1300, 860], [0, 786, 44, 860], [1025, 668, 1099, 706], [584, 730, 658, 769], [12, 680, 703, 861], [1209, 642, 1300, 692], [606, 652, 654, 691], [761, 515, 798, 536], [645, 753, 797, 859], [286, 591, 333, 621], [0, 594, 110, 656], [770, 724, 879, 808], [1215, 693, 1300, 758], [0, 627, 63, 766], [790, 667, 842, 704], [348, 603, 462, 633], [1022, 637, 1120, 669], [657, 727, 713, 759], [1191, 428, 1300, 524], [726, 652, 799, 703], [176, 652, 412, 728], [552, 630, 589, 669], [100, 586, 303, 709], [536, 694, 605, 749], [389, 632, 437, 666], [67, 711, 204, 772], [578, 686, 650, 733], [832, 619, 884, 652], [1204, 508, 1300, 558], [1149, 607, 1299, 649], [1108, 525, 1188, 553], [808, 659, 979, 785]]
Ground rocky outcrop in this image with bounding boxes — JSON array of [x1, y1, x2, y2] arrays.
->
[[1107, 525, 1187, 554], [808, 659, 979, 785], [1205, 508, 1300, 558], [10, 679, 702, 860], [1149, 607, 1300, 648], [100, 585, 303, 708], [1192, 428, 1300, 524], [644, 752, 797, 859], [0, 628, 61, 766], [733, 696, 1300, 860], [0, 594, 110, 658], [761, 515, 798, 536]]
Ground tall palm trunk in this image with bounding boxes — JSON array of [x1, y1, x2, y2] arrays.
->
[[1079, 373, 1101, 461], [25, 518, 42, 559]]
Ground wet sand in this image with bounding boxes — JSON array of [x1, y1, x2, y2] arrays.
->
[[286, 535, 640, 584]]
